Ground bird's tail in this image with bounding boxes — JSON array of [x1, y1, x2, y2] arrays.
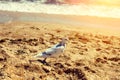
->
[[33, 53, 43, 58]]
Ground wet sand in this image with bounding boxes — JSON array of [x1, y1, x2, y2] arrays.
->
[[0, 11, 120, 80], [1, 10, 120, 37]]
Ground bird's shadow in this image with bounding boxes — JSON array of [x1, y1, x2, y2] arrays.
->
[[37, 59, 50, 66]]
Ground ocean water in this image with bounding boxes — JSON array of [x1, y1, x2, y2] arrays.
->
[[0, 2, 120, 18]]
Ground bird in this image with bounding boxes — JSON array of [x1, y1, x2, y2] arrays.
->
[[33, 37, 68, 65]]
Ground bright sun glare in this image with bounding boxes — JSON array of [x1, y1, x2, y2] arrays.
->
[[65, 0, 120, 6], [96, 0, 120, 6]]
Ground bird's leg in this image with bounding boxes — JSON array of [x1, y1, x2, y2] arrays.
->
[[42, 58, 47, 63], [43, 58, 50, 66], [38, 58, 50, 66]]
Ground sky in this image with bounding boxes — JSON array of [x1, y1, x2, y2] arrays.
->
[[95, 0, 120, 6], [64, 0, 120, 6]]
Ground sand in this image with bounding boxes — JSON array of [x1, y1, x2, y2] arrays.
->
[[0, 19, 120, 80], [0, 1, 120, 79]]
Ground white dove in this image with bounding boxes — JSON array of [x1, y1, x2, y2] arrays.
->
[[34, 37, 68, 65]]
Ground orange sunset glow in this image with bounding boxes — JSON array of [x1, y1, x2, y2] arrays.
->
[[65, 0, 120, 6], [95, 0, 120, 6]]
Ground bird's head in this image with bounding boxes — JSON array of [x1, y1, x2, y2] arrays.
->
[[61, 37, 69, 44]]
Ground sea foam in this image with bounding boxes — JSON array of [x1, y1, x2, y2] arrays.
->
[[0, 2, 120, 18]]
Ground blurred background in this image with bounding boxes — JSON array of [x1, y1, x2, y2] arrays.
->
[[0, 0, 120, 6]]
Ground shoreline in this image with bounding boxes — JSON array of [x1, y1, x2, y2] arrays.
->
[[0, 2, 120, 18], [0, 10, 120, 24], [0, 10, 120, 27], [0, 10, 120, 36], [0, 10, 120, 37]]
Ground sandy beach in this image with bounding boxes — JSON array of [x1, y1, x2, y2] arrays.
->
[[0, 1, 120, 80], [0, 11, 120, 80]]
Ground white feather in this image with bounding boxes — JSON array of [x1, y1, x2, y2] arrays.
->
[[34, 38, 68, 58]]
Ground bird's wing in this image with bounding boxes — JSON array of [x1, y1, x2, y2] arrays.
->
[[50, 43, 60, 49], [34, 43, 65, 58], [45, 45, 64, 54], [43, 45, 65, 57]]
